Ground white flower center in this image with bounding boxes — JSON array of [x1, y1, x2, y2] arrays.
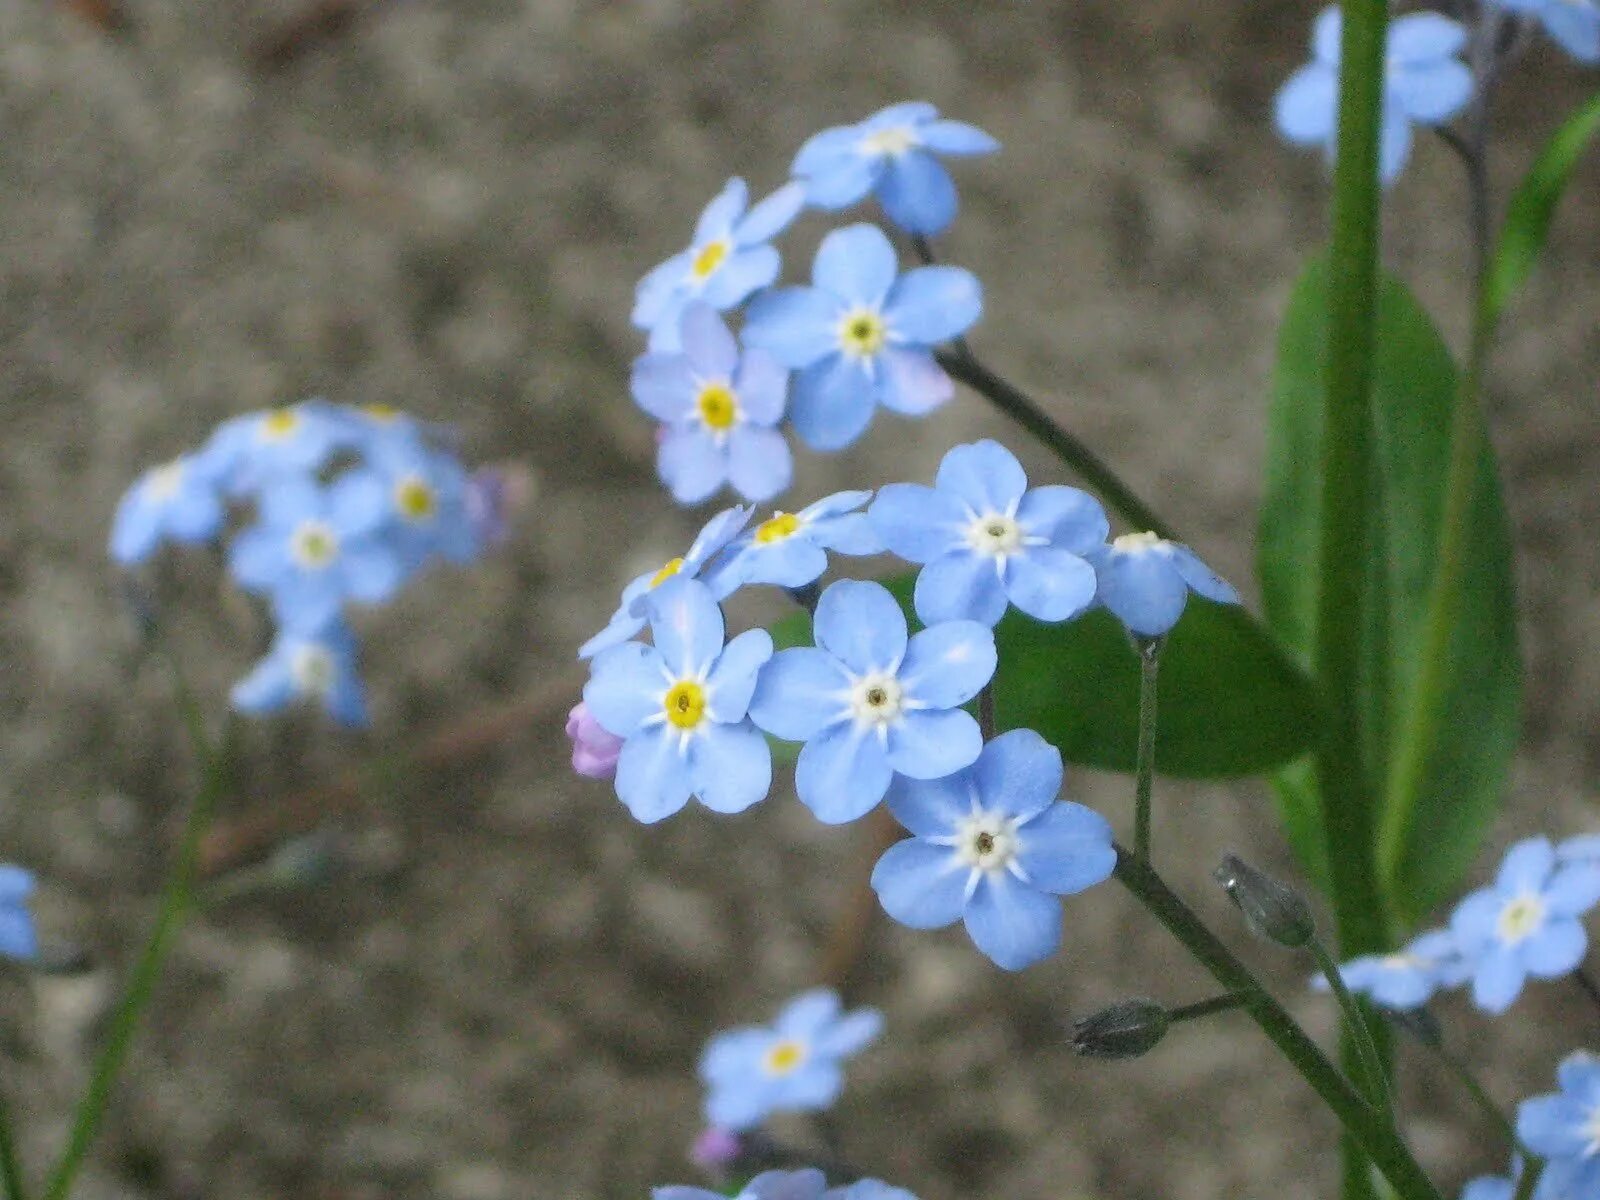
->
[[1496, 893, 1547, 945], [289, 519, 340, 570], [964, 510, 1027, 560], [290, 645, 336, 696], [147, 461, 185, 500], [1378, 953, 1421, 971], [837, 306, 888, 360], [849, 672, 904, 728], [955, 810, 1020, 874], [861, 125, 918, 157], [1113, 530, 1167, 554]]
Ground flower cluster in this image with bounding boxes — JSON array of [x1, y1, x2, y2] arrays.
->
[[627, 103, 998, 506], [574, 439, 1239, 968], [110, 400, 495, 726], [656, 1169, 917, 1200]]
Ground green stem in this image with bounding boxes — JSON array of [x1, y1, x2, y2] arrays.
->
[[1512, 1158, 1545, 1200], [0, 1086, 27, 1200], [1431, 1040, 1528, 1159], [1308, 939, 1390, 1113], [1113, 849, 1439, 1200], [41, 666, 223, 1200], [1132, 638, 1162, 861], [1168, 992, 1247, 1023]]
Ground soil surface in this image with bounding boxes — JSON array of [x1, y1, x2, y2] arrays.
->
[[1, 2, 1598, 1198]]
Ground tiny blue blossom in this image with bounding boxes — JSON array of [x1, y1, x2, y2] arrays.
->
[[1518, 1053, 1600, 1197], [1274, 7, 1474, 184], [0, 866, 38, 963], [578, 506, 750, 659], [632, 303, 792, 505], [1558, 833, 1600, 865], [869, 439, 1106, 627], [231, 620, 370, 727], [828, 1186, 919, 1200], [109, 453, 228, 566], [742, 223, 981, 452], [1450, 836, 1600, 1014], [1088, 532, 1239, 638], [749, 579, 996, 824], [583, 577, 773, 822], [201, 400, 353, 494], [633, 178, 806, 353], [722, 491, 883, 589], [655, 1169, 829, 1200], [1494, 0, 1600, 63], [360, 435, 484, 574], [872, 729, 1116, 970], [699, 988, 882, 1131], [1313, 928, 1469, 1009], [791, 101, 999, 236]]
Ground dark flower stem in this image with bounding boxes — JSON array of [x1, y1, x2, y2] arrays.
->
[[1306, 938, 1390, 1113], [1113, 847, 1440, 1200], [0, 1087, 26, 1200], [978, 685, 997, 740], [1132, 638, 1161, 862], [1168, 992, 1247, 1023]]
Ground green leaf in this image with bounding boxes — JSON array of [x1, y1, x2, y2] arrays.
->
[[770, 581, 1321, 780], [1259, 255, 1521, 925], [1485, 92, 1600, 327]]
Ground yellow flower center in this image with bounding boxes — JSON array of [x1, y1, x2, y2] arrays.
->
[[662, 679, 707, 730], [260, 408, 300, 440], [289, 520, 339, 569], [838, 308, 887, 358], [861, 125, 917, 157], [755, 512, 802, 544], [762, 1039, 807, 1076], [1497, 894, 1547, 945], [650, 557, 684, 589], [696, 382, 739, 432], [363, 404, 399, 423], [394, 475, 438, 522], [290, 645, 336, 696], [691, 239, 730, 281]]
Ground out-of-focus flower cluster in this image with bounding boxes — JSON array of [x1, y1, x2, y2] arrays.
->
[[110, 400, 498, 726], [656, 1168, 918, 1200]]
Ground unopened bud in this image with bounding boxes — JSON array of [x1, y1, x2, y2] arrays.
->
[[566, 701, 623, 780], [1214, 853, 1315, 948], [1070, 997, 1171, 1060]]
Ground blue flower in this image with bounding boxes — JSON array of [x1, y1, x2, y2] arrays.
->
[[655, 1169, 830, 1200], [1274, 7, 1474, 185], [0, 866, 38, 962], [722, 491, 884, 589], [201, 400, 353, 494], [228, 471, 405, 631], [578, 506, 750, 659], [1459, 1157, 1566, 1200], [1313, 928, 1469, 1009], [582, 577, 773, 822], [1494, 0, 1600, 63], [868, 440, 1106, 627], [109, 453, 228, 566], [231, 620, 370, 727], [749, 580, 996, 824], [1450, 836, 1600, 1013], [742, 224, 981, 452], [1088, 532, 1239, 638], [632, 303, 792, 505], [871, 729, 1116, 970], [828, 1185, 919, 1200], [1558, 833, 1600, 865], [633, 178, 806, 353], [698, 988, 882, 1131], [1518, 1053, 1600, 1196], [791, 101, 999, 236], [360, 434, 483, 574]]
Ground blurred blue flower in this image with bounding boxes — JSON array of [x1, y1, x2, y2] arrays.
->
[[583, 577, 773, 822], [1495, 0, 1600, 63], [1558, 832, 1600, 865], [0, 866, 38, 963], [1274, 7, 1474, 184], [1088, 532, 1239, 638], [828, 1185, 919, 1200], [1518, 1053, 1600, 1196], [699, 988, 882, 1131], [722, 490, 883, 589], [1450, 836, 1600, 1013], [869, 440, 1106, 627], [109, 453, 228, 566], [361, 436, 484, 574], [633, 178, 806, 353], [872, 729, 1115, 970], [743, 224, 981, 452], [201, 400, 353, 494], [632, 303, 792, 505], [791, 101, 999, 235], [655, 1169, 830, 1200], [1459, 1156, 1566, 1200], [749, 579, 995, 823], [1313, 928, 1469, 1009], [231, 620, 370, 727], [579, 506, 750, 659]]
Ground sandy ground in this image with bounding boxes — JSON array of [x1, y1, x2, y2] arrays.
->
[[1, 1, 1599, 1197]]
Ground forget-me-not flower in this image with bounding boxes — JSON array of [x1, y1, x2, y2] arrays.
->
[[0, 866, 38, 962], [358, 436, 483, 574], [1313, 928, 1469, 1009], [872, 729, 1115, 970], [1494, 0, 1600, 63], [578, 506, 750, 659], [583, 577, 773, 822], [722, 491, 883, 589], [632, 303, 792, 505], [1518, 1053, 1600, 1197], [1088, 532, 1239, 638], [869, 439, 1106, 627], [791, 101, 999, 236], [1450, 836, 1600, 1013], [655, 1170, 829, 1200], [749, 579, 996, 823], [566, 701, 624, 780], [202, 400, 353, 494], [1274, 7, 1474, 185], [109, 453, 228, 566], [742, 224, 981, 452], [633, 178, 806, 353], [1558, 833, 1600, 865], [830, 1186, 919, 1200], [699, 988, 882, 1131], [232, 620, 370, 727]]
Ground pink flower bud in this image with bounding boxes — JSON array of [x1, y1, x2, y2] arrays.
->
[[689, 1126, 741, 1171], [566, 702, 623, 779]]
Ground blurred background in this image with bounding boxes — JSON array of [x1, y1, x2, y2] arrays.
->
[[0, 1, 1597, 1197]]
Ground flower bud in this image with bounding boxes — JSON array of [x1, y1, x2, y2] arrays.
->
[[1213, 853, 1315, 948], [566, 702, 624, 780], [1382, 1005, 1443, 1049], [1070, 996, 1171, 1059], [689, 1126, 742, 1171]]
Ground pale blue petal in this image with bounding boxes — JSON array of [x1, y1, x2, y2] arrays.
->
[[1006, 547, 1097, 622], [775, 989, 841, 1039], [1558, 833, 1600, 862], [726, 426, 792, 503], [877, 347, 955, 416], [679, 303, 739, 376], [789, 356, 878, 451], [799, 153, 880, 209], [815, 512, 883, 556], [631, 352, 696, 423], [658, 428, 727, 505], [577, 608, 646, 659], [871, 840, 968, 928], [1016, 803, 1116, 894], [733, 349, 788, 425], [1378, 111, 1413, 185], [1519, 1095, 1590, 1159], [1450, 888, 1502, 949], [1498, 838, 1555, 892], [1313, 5, 1343, 64], [743, 288, 842, 368], [899, 620, 996, 706], [699, 1026, 767, 1080], [0, 868, 33, 904], [1547, 863, 1600, 917], [812, 224, 899, 306], [868, 483, 966, 563], [972, 729, 1063, 820], [795, 723, 893, 822], [878, 152, 958, 235], [702, 246, 782, 308], [814, 580, 907, 674], [1388, 11, 1467, 62], [1525, 919, 1586, 977], [964, 875, 1061, 970], [1274, 64, 1337, 145], [1557, 1052, 1600, 1102], [1017, 485, 1109, 550], [814, 1008, 882, 1057], [615, 725, 694, 823], [632, 254, 688, 328], [1472, 947, 1528, 1014], [885, 267, 982, 344], [918, 119, 1000, 155], [885, 708, 983, 779], [1095, 550, 1188, 637], [0, 908, 36, 961], [748, 649, 850, 740], [864, 101, 940, 130], [706, 628, 774, 721], [341, 541, 405, 604], [583, 641, 667, 736], [1392, 60, 1473, 125], [735, 181, 805, 245], [1543, 4, 1600, 63], [228, 525, 284, 589], [693, 177, 748, 244], [647, 576, 726, 676], [231, 651, 294, 715], [685, 505, 751, 570], [1168, 544, 1240, 604], [690, 721, 772, 813], [734, 539, 828, 588], [109, 494, 163, 564], [936, 439, 1028, 514], [914, 552, 1008, 627]]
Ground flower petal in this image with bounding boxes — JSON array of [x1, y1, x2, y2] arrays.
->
[[678, 303, 739, 376], [972, 729, 1063, 820], [1274, 64, 1337, 145], [812, 224, 899, 305], [878, 151, 958, 235], [1392, 60, 1473, 125], [795, 723, 893, 823], [1005, 546, 1097, 622], [1016, 802, 1116, 894], [868, 482, 966, 563], [871, 839, 968, 929], [726, 426, 793, 504], [814, 580, 908, 674], [748, 648, 850, 740], [913, 551, 1009, 627], [935, 439, 1028, 514], [964, 875, 1061, 970], [899, 620, 996, 706], [733, 348, 788, 426], [885, 266, 982, 345], [706, 628, 774, 722], [689, 721, 772, 814], [615, 725, 695, 823], [631, 352, 697, 423], [918, 119, 1000, 156], [789, 356, 879, 451], [1387, 11, 1467, 63], [693, 177, 748, 244], [885, 770, 974, 838], [735, 181, 805, 245], [743, 288, 844, 369], [876, 347, 954, 416], [584, 641, 668, 736], [885, 708, 983, 780], [658, 428, 727, 506], [1017, 485, 1109, 550]]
